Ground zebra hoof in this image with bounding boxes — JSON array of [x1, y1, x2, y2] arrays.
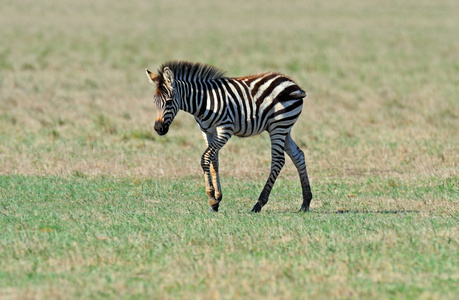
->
[[251, 203, 262, 213], [298, 205, 309, 212]]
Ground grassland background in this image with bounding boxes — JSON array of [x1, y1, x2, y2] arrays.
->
[[0, 0, 458, 299]]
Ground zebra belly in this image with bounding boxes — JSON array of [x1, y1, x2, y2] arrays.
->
[[233, 127, 265, 137], [231, 98, 303, 137], [232, 111, 268, 137]]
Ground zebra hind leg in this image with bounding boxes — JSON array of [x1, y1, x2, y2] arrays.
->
[[251, 132, 286, 213], [284, 132, 313, 212]]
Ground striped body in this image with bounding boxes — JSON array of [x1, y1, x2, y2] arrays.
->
[[179, 74, 304, 137], [146, 61, 312, 212]]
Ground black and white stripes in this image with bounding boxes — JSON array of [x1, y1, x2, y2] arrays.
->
[[146, 61, 312, 212]]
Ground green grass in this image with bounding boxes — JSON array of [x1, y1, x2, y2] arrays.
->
[[1, 175, 458, 299], [1, 0, 458, 298]]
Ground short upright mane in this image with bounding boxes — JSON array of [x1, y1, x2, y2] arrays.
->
[[158, 61, 226, 81]]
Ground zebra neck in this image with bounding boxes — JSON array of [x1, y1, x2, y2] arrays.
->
[[176, 80, 208, 118]]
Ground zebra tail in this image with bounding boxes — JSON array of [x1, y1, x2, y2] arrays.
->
[[288, 89, 306, 99]]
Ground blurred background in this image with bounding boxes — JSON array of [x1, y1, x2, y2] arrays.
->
[[0, 0, 457, 181]]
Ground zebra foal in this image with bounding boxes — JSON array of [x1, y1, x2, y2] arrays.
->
[[146, 61, 312, 212]]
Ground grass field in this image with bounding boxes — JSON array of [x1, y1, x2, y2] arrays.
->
[[1, 0, 458, 298]]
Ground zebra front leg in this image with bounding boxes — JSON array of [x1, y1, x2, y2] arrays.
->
[[201, 148, 220, 212], [285, 132, 313, 212], [251, 133, 286, 213], [210, 152, 222, 205], [201, 127, 233, 212]]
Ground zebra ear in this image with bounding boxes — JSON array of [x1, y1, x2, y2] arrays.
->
[[146, 69, 159, 84], [163, 67, 174, 89]]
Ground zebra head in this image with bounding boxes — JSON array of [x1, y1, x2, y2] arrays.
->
[[146, 67, 180, 136]]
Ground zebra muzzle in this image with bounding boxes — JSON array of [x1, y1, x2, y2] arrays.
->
[[154, 121, 169, 135]]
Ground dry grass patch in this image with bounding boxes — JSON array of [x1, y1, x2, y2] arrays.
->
[[0, 0, 457, 181]]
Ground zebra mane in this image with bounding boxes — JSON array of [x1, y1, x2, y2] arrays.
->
[[158, 61, 226, 82]]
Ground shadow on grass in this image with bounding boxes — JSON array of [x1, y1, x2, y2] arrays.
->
[[313, 209, 420, 214], [264, 209, 421, 214]]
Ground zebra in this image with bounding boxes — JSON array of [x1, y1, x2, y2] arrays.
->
[[146, 61, 312, 212]]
